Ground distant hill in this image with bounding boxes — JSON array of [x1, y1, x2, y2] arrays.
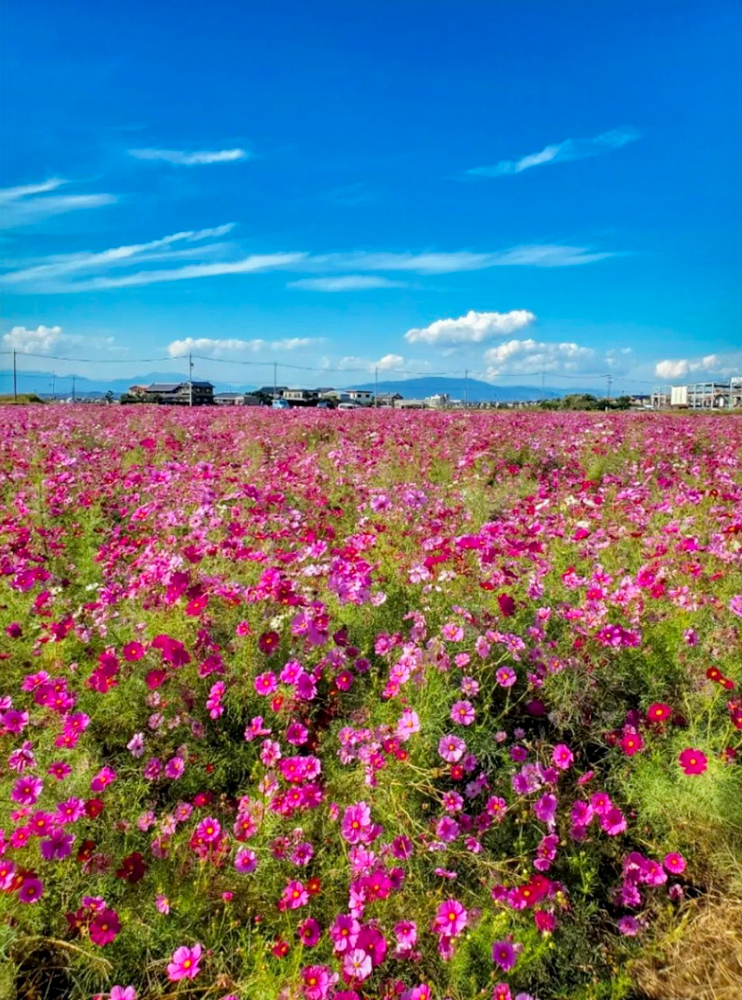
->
[[347, 376, 567, 402], [0, 370, 257, 397]]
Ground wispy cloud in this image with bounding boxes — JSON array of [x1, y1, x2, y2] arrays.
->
[[405, 310, 536, 345], [289, 275, 405, 292], [0, 177, 117, 228], [3, 225, 237, 286], [2, 224, 617, 294], [166, 337, 319, 358], [128, 148, 250, 165], [467, 127, 640, 178]]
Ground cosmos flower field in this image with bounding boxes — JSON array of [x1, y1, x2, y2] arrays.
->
[[1, 407, 741, 1000]]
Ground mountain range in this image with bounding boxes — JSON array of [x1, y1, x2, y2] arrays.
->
[[0, 369, 600, 402]]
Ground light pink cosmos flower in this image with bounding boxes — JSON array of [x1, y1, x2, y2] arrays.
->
[[110, 988, 137, 1000], [450, 700, 476, 726], [167, 943, 203, 981], [342, 948, 372, 983], [438, 734, 466, 763]]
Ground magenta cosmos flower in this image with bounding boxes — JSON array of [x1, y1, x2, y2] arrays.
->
[[663, 852, 686, 874], [492, 939, 518, 972], [89, 908, 120, 946], [301, 964, 331, 1000], [167, 943, 203, 981], [11, 775, 43, 805], [551, 744, 574, 770], [18, 877, 44, 904], [678, 748, 708, 775], [433, 898, 468, 938]]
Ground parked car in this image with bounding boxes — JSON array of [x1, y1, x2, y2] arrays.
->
[[317, 400, 333, 409], [272, 398, 291, 409], [338, 401, 361, 410]]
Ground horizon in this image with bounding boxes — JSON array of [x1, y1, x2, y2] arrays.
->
[[2, 1, 741, 394]]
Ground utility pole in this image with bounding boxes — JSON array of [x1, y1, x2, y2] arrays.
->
[[541, 369, 545, 399], [189, 353, 194, 407], [50, 371, 56, 401], [606, 374, 613, 412], [374, 366, 378, 408], [464, 369, 469, 409], [13, 350, 17, 401], [273, 361, 277, 400]]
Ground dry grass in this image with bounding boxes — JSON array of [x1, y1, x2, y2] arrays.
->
[[632, 897, 742, 1000]]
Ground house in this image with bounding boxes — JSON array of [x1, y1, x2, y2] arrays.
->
[[425, 393, 450, 408], [214, 392, 247, 405], [283, 389, 319, 405], [128, 384, 149, 396], [256, 385, 289, 401], [376, 392, 403, 407], [394, 398, 428, 409], [347, 390, 374, 406], [142, 381, 214, 405]]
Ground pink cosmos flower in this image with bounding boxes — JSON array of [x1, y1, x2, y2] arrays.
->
[[282, 879, 309, 909], [196, 817, 221, 843], [298, 917, 321, 947], [330, 914, 360, 953], [90, 766, 116, 792], [728, 594, 742, 618], [433, 898, 468, 938], [618, 916, 640, 936], [678, 748, 708, 775], [663, 852, 686, 874], [167, 943, 203, 981], [235, 848, 258, 873], [341, 802, 372, 844], [156, 894, 170, 914], [110, 988, 137, 1000], [301, 964, 331, 1000], [495, 666, 517, 688], [11, 776, 43, 805]]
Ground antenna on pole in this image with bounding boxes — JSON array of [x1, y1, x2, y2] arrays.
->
[[13, 350, 17, 401], [189, 353, 193, 407]]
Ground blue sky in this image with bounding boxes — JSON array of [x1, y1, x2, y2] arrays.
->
[[1, 0, 740, 390]]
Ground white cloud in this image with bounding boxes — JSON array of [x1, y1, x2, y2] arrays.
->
[[484, 338, 595, 376], [166, 337, 318, 359], [654, 353, 739, 381], [0, 176, 117, 228], [468, 127, 640, 178], [312, 245, 613, 273], [2, 325, 123, 356], [405, 309, 536, 345], [288, 275, 404, 291], [128, 148, 249, 165]]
